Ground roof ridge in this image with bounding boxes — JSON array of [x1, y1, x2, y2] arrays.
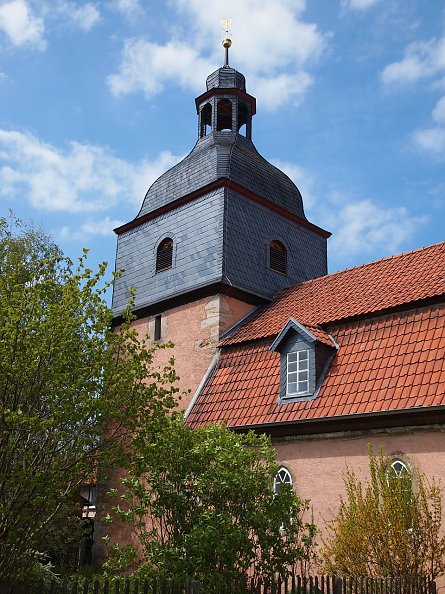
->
[[274, 241, 445, 299]]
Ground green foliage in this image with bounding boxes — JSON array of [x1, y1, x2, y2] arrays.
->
[[322, 447, 445, 579], [0, 215, 178, 580], [105, 415, 318, 589]]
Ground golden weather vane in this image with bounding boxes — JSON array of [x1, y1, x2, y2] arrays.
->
[[221, 18, 232, 66]]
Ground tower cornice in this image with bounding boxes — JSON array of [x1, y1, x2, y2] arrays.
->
[[195, 87, 256, 115], [114, 178, 331, 239]]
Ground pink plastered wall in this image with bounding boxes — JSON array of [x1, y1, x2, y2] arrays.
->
[[131, 295, 254, 411], [273, 426, 445, 536], [93, 295, 255, 566]]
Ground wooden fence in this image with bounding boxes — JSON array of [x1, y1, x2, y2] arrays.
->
[[1, 575, 436, 594]]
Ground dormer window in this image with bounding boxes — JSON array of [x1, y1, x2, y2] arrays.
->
[[270, 318, 338, 403], [269, 240, 287, 275], [156, 238, 173, 272], [287, 350, 309, 396]]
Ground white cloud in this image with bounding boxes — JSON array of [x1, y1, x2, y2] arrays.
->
[[59, 216, 124, 241], [0, 128, 181, 213], [412, 96, 445, 157], [381, 36, 445, 87], [412, 127, 445, 155], [57, 2, 100, 32], [108, 39, 213, 98], [325, 198, 426, 257], [432, 96, 445, 124], [341, 0, 381, 10], [108, 0, 328, 110], [251, 71, 313, 111], [273, 158, 424, 259], [0, 0, 45, 49], [44, 1, 100, 32], [110, 0, 143, 20], [382, 35, 445, 160]]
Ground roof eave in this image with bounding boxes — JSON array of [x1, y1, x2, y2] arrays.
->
[[228, 405, 445, 437]]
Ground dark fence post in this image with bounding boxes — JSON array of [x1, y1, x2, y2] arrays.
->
[[332, 577, 342, 594]]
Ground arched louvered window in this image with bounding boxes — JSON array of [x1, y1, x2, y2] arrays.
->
[[156, 238, 173, 272], [270, 240, 287, 274]]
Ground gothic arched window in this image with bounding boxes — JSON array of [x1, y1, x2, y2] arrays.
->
[[156, 238, 173, 272], [217, 99, 232, 131], [274, 467, 292, 494], [270, 240, 287, 275], [391, 459, 410, 478]]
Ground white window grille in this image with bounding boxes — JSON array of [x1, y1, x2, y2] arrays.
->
[[391, 459, 409, 478], [287, 350, 309, 396], [274, 467, 292, 494]]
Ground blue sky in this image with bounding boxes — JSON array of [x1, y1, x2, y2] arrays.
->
[[0, 0, 444, 286]]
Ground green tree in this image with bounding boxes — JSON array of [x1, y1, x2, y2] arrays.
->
[[105, 415, 317, 589], [322, 447, 445, 579], [0, 216, 178, 581]]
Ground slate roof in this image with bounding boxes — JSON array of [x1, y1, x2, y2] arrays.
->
[[136, 133, 305, 219], [206, 67, 246, 91], [187, 242, 445, 429]]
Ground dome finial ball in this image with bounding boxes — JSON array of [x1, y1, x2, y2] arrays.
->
[[222, 38, 232, 49]]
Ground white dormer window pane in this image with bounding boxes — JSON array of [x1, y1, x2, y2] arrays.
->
[[287, 350, 309, 396]]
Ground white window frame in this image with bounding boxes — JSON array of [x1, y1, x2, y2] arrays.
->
[[286, 350, 310, 396], [391, 459, 409, 478], [274, 467, 292, 494]]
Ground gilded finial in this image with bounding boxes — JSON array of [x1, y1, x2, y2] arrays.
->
[[221, 18, 232, 67]]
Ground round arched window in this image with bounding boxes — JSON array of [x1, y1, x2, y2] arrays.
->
[[274, 467, 292, 494], [156, 238, 173, 272]]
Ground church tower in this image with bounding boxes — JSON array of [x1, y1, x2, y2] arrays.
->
[[112, 41, 330, 407]]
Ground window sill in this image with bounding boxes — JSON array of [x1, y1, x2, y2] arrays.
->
[[281, 392, 316, 404]]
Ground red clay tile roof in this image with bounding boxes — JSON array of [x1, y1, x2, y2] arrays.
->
[[187, 304, 445, 428], [303, 323, 338, 347], [188, 243, 445, 429], [221, 242, 445, 346]]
